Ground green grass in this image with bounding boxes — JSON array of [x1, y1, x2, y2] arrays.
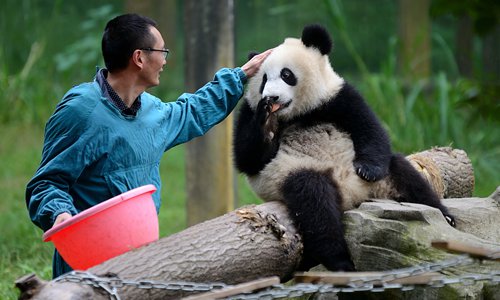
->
[[0, 125, 52, 298]]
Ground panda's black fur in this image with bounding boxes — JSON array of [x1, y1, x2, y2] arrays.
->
[[233, 24, 455, 272]]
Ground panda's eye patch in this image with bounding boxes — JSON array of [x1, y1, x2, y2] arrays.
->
[[281, 68, 297, 86]]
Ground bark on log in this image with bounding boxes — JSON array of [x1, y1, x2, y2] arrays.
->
[[16, 147, 477, 299]]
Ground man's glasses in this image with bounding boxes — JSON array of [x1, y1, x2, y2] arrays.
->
[[140, 48, 170, 59]]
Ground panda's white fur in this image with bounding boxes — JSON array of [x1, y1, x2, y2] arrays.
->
[[233, 24, 454, 271]]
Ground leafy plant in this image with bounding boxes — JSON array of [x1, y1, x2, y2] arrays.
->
[[54, 5, 117, 73]]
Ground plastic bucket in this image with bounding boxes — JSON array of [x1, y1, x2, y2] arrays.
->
[[43, 184, 159, 270]]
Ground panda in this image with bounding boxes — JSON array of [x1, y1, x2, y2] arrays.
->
[[233, 24, 455, 272]]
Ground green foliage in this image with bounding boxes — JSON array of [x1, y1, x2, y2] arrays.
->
[[431, 0, 500, 36], [0, 1, 122, 126], [0, 42, 48, 124], [359, 69, 499, 196], [325, 0, 370, 76], [54, 5, 117, 73]]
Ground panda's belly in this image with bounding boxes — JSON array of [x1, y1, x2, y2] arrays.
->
[[247, 124, 373, 211]]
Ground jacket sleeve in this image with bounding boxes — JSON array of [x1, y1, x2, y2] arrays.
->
[[158, 67, 247, 150], [26, 92, 91, 232]]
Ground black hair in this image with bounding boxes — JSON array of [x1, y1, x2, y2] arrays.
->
[[102, 13, 157, 72]]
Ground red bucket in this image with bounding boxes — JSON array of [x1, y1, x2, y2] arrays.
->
[[43, 185, 159, 270]]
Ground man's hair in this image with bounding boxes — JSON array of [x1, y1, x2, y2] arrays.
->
[[102, 13, 157, 72]]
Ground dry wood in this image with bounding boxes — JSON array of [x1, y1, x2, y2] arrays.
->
[[295, 271, 443, 285], [431, 240, 500, 261], [407, 147, 474, 198], [181, 277, 280, 300], [16, 147, 476, 299]]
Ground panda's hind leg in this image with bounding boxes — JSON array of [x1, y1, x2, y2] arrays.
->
[[281, 168, 355, 271], [389, 153, 455, 227]]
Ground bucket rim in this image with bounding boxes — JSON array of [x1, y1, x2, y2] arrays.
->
[[42, 184, 157, 242]]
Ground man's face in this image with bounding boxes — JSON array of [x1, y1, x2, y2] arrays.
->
[[141, 26, 167, 88]]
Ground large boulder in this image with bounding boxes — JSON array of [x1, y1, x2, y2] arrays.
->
[[336, 187, 500, 299]]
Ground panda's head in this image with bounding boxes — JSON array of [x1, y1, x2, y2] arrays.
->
[[245, 24, 344, 121]]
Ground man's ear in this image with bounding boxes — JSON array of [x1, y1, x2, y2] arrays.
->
[[247, 51, 260, 61], [132, 49, 144, 69]]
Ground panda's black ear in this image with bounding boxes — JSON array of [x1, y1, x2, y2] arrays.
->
[[301, 24, 332, 55], [247, 51, 260, 61]]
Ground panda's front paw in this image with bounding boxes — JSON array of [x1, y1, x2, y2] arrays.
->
[[256, 98, 272, 125], [353, 160, 388, 182], [256, 98, 278, 141]]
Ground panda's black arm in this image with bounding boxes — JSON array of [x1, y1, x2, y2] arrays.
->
[[321, 83, 392, 181], [233, 101, 280, 176]]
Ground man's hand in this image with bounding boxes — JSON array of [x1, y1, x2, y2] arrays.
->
[[53, 212, 72, 227], [241, 49, 273, 78]]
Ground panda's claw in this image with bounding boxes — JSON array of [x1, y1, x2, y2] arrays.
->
[[444, 214, 456, 227], [256, 99, 271, 125], [354, 160, 387, 182]]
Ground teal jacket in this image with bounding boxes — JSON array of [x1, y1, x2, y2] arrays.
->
[[26, 67, 246, 276]]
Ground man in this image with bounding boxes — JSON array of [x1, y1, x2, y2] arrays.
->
[[26, 13, 271, 278]]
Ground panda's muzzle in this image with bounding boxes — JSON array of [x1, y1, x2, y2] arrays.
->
[[262, 96, 291, 113]]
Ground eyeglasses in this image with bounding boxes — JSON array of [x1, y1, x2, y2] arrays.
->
[[140, 47, 170, 59]]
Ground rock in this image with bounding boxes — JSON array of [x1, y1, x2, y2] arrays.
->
[[338, 193, 500, 299]]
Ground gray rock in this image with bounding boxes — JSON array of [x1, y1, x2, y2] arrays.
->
[[337, 192, 500, 299]]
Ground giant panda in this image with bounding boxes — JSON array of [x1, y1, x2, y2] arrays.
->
[[233, 24, 455, 272]]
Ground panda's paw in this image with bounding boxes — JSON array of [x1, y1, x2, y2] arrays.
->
[[256, 99, 279, 140], [354, 160, 387, 182], [320, 254, 356, 272], [256, 98, 272, 125], [443, 213, 456, 227]]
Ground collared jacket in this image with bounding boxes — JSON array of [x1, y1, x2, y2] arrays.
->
[[26, 67, 247, 276]]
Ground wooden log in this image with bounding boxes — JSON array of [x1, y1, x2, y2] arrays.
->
[[16, 147, 477, 299], [181, 277, 280, 300], [406, 146, 474, 198], [431, 240, 500, 261], [295, 271, 443, 285]]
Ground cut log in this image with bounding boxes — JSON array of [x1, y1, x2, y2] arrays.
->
[[16, 147, 481, 299], [406, 146, 474, 198]]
